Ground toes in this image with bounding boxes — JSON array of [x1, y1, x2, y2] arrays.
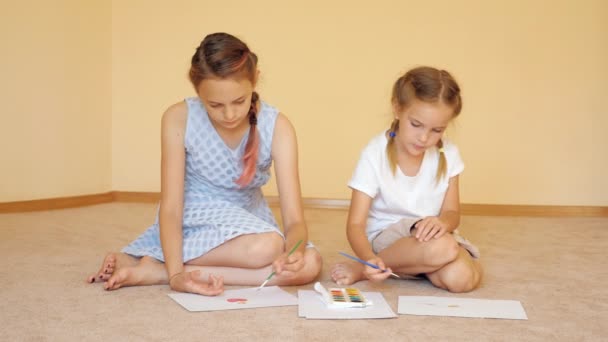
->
[[331, 267, 346, 278], [99, 273, 112, 281], [330, 264, 346, 274], [331, 273, 344, 283], [91, 254, 116, 283], [334, 276, 346, 285], [104, 253, 117, 265], [104, 276, 121, 291]]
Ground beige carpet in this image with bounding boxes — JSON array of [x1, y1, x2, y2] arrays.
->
[[1, 202, 606, 341]]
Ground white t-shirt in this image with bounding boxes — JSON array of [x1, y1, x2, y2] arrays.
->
[[348, 132, 464, 241]]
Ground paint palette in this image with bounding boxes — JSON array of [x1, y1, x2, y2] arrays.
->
[[314, 282, 371, 308]]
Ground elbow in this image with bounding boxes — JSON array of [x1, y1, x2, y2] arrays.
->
[[159, 205, 182, 227]]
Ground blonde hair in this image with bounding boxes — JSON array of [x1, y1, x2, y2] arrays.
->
[[386, 66, 462, 182]]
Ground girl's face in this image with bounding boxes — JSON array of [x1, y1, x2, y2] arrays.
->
[[394, 99, 454, 157], [197, 77, 255, 132]]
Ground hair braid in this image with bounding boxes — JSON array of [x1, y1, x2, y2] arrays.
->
[[436, 139, 446, 183], [235, 91, 260, 187], [386, 119, 400, 174]]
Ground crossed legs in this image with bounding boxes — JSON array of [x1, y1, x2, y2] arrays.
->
[[88, 232, 322, 291], [331, 233, 482, 293]]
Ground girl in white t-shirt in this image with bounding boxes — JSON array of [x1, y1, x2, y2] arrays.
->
[[331, 66, 482, 293]]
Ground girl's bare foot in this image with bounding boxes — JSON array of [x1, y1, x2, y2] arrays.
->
[[104, 256, 167, 290], [87, 252, 139, 283], [330, 261, 365, 285]]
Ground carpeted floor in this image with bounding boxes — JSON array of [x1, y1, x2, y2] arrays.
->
[[1, 202, 606, 341]]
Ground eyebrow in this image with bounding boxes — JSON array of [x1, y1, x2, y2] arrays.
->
[[208, 96, 246, 106], [409, 117, 447, 129]]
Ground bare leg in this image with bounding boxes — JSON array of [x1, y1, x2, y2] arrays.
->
[[186, 247, 322, 286], [426, 247, 483, 293], [378, 233, 460, 276], [101, 247, 321, 289], [185, 232, 322, 285], [91, 233, 322, 290], [330, 232, 461, 286], [186, 232, 284, 268]]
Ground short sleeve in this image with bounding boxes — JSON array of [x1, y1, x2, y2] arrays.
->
[[444, 141, 465, 178], [348, 145, 380, 198]]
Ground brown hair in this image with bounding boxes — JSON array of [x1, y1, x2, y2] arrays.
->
[[189, 33, 260, 187], [386, 66, 462, 182]]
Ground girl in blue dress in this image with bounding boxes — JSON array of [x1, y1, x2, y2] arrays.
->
[[88, 33, 322, 295]]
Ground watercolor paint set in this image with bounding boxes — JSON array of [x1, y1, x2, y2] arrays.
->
[[314, 282, 371, 308]]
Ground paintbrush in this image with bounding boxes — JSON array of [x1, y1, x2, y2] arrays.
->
[[257, 239, 303, 291], [338, 251, 401, 278]]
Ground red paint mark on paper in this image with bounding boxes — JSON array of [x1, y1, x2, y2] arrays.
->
[[227, 298, 248, 304]]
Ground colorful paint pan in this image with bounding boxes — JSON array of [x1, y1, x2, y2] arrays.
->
[[313, 282, 370, 308]]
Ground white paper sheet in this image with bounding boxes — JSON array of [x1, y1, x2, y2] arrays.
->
[[168, 286, 298, 312], [298, 290, 397, 319], [398, 296, 527, 320]]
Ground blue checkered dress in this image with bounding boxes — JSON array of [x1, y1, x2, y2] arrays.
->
[[122, 97, 283, 262]]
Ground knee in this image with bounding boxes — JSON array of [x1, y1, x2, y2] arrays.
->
[[307, 249, 323, 276], [445, 276, 476, 293], [245, 234, 284, 268], [443, 263, 480, 293], [283, 248, 323, 286], [424, 234, 460, 267]]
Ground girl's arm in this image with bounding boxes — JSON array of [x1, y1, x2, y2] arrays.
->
[[414, 175, 461, 241], [347, 189, 392, 281], [438, 175, 461, 232], [158, 102, 224, 295], [346, 189, 375, 261], [270, 113, 307, 270], [159, 102, 187, 281]]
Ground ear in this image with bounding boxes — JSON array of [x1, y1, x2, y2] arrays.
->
[[391, 101, 402, 120], [253, 69, 260, 87]]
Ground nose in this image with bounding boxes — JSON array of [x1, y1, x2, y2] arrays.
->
[[224, 106, 237, 121], [419, 131, 429, 143]]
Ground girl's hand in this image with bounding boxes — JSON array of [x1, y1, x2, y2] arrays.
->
[[363, 257, 393, 282], [169, 270, 224, 296], [272, 250, 305, 277], [414, 216, 449, 242]]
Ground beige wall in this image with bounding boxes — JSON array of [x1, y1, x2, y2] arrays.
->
[[3, 1, 607, 206], [111, 0, 608, 206], [1, 1, 112, 202]]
